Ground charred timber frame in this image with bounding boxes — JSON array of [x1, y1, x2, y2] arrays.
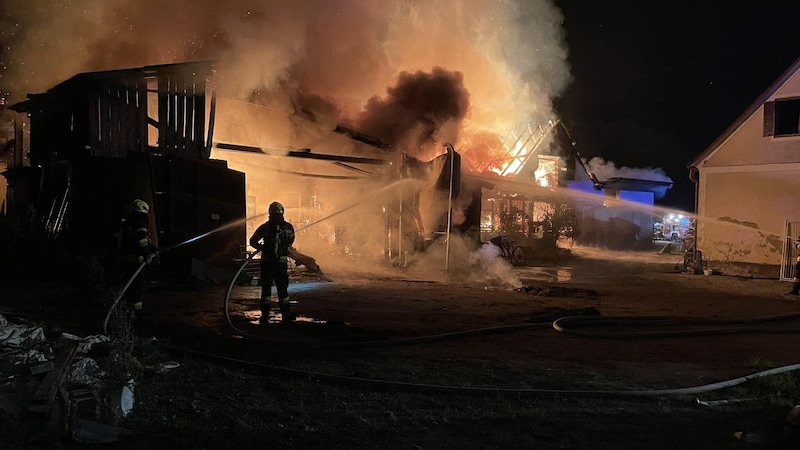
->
[[214, 142, 389, 166], [154, 68, 207, 158]]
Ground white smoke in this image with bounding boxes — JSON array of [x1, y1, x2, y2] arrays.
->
[[584, 157, 673, 183]]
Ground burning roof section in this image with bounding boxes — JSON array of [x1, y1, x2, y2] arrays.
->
[[11, 61, 217, 165]]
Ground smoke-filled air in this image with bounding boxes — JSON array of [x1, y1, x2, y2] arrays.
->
[[1, 0, 572, 285]]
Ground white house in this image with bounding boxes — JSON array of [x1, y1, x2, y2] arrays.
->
[[690, 57, 800, 278]]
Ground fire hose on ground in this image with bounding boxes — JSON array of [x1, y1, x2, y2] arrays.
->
[[213, 253, 800, 396], [222, 249, 556, 346], [105, 246, 800, 397], [163, 344, 800, 398], [552, 313, 800, 338], [102, 261, 147, 334], [223, 252, 800, 345]]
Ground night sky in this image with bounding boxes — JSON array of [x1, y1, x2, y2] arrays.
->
[[552, 1, 800, 211]]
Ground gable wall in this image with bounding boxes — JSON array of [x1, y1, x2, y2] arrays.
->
[[697, 168, 799, 273], [703, 71, 800, 167]]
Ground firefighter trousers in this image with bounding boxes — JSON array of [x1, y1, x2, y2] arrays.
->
[[260, 260, 290, 310]]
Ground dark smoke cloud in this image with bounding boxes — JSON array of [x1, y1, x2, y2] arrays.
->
[[354, 67, 470, 157]]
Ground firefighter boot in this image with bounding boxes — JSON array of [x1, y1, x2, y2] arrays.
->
[[259, 299, 271, 326], [279, 298, 296, 324]]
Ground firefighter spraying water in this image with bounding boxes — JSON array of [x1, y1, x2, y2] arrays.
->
[[249, 201, 296, 325]]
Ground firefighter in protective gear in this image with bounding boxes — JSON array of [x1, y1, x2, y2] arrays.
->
[[250, 201, 296, 324], [118, 199, 159, 320]]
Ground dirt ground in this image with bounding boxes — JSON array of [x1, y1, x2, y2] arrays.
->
[[4, 245, 800, 449]]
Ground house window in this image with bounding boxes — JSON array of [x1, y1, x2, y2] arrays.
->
[[764, 98, 800, 137]]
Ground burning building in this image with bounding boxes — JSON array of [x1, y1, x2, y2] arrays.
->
[[0, 0, 595, 279], [1, 62, 491, 280], [4, 62, 246, 279], [1, 57, 676, 282], [0, 24, 677, 282]]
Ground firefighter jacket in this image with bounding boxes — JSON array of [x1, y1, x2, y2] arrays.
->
[[119, 212, 158, 264], [250, 218, 295, 263]]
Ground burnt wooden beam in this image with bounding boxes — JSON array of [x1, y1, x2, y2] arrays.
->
[[333, 161, 375, 176], [176, 78, 186, 155], [137, 79, 148, 152], [333, 125, 391, 150], [214, 142, 389, 165], [288, 246, 322, 274], [28, 338, 80, 415], [205, 91, 216, 158]]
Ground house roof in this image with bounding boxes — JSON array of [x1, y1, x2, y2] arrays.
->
[[689, 55, 800, 168]]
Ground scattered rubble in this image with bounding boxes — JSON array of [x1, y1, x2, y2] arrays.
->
[[0, 314, 178, 446]]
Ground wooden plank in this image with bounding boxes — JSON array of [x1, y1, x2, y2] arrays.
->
[[28, 338, 80, 415], [125, 84, 136, 153], [117, 80, 128, 154], [165, 77, 174, 152], [99, 87, 112, 154], [137, 79, 148, 152], [158, 74, 169, 152], [88, 94, 100, 155], [126, 77, 139, 153], [171, 78, 178, 151], [205, 90, 216, 158], [288, 247, 322, 274], [176, 77, 186, 156], [187, 82, 197, 153], [214, 142, 389, 165], [112, 86, 123, 155], [194, 80, 206, 157]]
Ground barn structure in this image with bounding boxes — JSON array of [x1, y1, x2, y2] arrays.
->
[[4, 61, 247, 280], [1, 61, 475, 280]]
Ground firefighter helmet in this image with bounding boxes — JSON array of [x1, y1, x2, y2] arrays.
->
[[269, 201, 284, 215], [132, 199, 149, 214]]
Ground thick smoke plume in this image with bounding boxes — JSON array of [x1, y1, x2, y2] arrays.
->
[[355, 67, 470, 160], [1, 0, 570, 132]]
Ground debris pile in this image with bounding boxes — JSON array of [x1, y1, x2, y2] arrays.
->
[[0, 314, 177, 446]]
